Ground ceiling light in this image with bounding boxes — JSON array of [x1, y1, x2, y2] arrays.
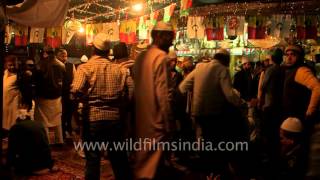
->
[[132, 3, 143, 12], [78, 27, 84, 33]]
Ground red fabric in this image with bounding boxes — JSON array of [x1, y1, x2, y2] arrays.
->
[[14, 34, 27, 46]]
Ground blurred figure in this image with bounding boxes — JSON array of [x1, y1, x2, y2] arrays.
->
[[113, 42, 135, 74], [259, 48, 284, 177], [7, 109, 57, 175], [3, 55, 20, 131], [179, 49, 248, 179], [233, 57, 258, 103], [56, 48, 76, 139], [17, 58, 36, 115], [133, 21, 175, 179], [34, 46, 65, 144]]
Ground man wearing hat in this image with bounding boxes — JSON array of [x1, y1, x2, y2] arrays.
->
[[71, 33, 133, 180], [179, 49, 248, 178], [133, 21, 175, 179], [281, 45, 320, 122], [279, 117, 305, 179], [233, 56, 258, 103]]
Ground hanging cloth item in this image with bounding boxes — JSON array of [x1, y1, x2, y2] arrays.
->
[[46, 27, 62, 48], [62, 27, 75, 45], [271, 15, 283, 39], [13, 24, 28, 46], [248, 16, 256, 39], [296, 15, 306, 40], [256, 16, 267, 39], [163, 4, 176, 23], [305, 15, 317, 40], [102, 22, 120, 42], [4, 25, 12, 44], [139, 16, 149, 40], [213, 16, 224, 40], [86, 23, 103, 45], [180, 0, 192, 17], [187, 16, 205, 39], [237, 16, 245, 36], [282, 15, 291, 39], [120, 20, 137, 44], [30, 28, 45, 43], [226, 16, 239, 37]]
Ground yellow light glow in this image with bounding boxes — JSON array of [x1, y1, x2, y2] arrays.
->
[[132, 3, 143, 11], [78, 27, 85, 33]]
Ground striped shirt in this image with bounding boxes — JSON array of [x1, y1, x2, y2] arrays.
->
[[71, 55, 133, 122]]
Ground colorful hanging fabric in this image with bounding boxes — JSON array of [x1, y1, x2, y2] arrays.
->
[[226, 16, 239, 37], [102, 22, 120, 42], [30, 28, 45, 43], [248, 16, 256, 39], [163, 3, 176, 23], [305, 16, 317, 39], [4, 25, 12, 44], [271, 15, 282, 39], [120, 20, 137, 44], [86, 24, 103, 45], [138, 17, 149, 40], [62, 27, 75, 45], [209, 16, 224, 40], [150, 11, 160, 26], [187, 16, 205, 39], [282, 15, 291, 39], [13, 24, 28, 46], [180, 0, 192, 17], [237, 16, 245, 36], [46, 27, 62, 48], [296, 15, 305, 40], [256, 16, 266, 39]]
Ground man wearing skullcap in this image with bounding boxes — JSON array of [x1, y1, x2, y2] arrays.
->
[[71, 33, 133, 180], [133, 21, 175, 179], [279, 117, 305, 179]]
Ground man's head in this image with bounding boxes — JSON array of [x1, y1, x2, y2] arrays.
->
[[280, 117, 303, 153], [42, 46, 55, 60], [25, 59, 35, 71], [270, 48, 283, 65], [241, 56, 251, 71], [92, 33, 110, 57], [167, 50, 177, 71], [5, 55, 18, 73], [213, 49, 230, 66], [151, 21, 174, 53], [262, 55, 271, 67], [56, 48, 68, 63], [284, 45, 304, 67]]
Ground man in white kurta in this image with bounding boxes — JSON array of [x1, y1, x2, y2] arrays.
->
[[133, 22, 175, 179], [3, 56, 20, 130]]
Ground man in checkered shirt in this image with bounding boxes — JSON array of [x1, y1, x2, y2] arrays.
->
[[71, 33, 133, 180]]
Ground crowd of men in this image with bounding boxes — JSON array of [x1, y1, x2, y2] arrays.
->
[[2, 21, 320, 180]]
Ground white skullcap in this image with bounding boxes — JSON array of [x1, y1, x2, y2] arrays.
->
[[241, 57, 250, 65], [281, 117, 303, 133], [93, 33, 110, 51], [153, 21, 173, 31], [80, 55, 88, 63]]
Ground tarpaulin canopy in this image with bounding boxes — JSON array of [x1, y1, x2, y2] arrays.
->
[[4, 0, 69, 27]]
